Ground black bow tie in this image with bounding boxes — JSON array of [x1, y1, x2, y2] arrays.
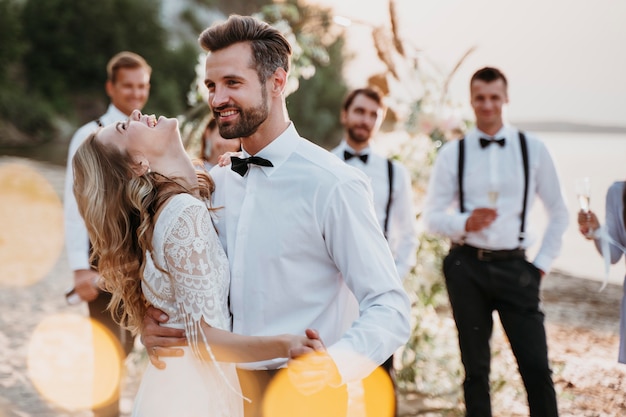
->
[[344, 150, 368, 163], [230, 155, 273, 177], [479, 137, 506, 148]]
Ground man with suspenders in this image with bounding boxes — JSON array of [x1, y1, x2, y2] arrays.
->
[[423, 67, 568, 417], [331, 87, 418, 416], [63, 51, 152, 417]]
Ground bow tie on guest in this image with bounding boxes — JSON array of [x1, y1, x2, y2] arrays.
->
[[479, 137, 506, 148], [344, 150, 368, 163], [230, 155, 273, 177]]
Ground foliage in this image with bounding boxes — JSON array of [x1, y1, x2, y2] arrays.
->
[[286, 35, 348, 148], [0, 0, 56, 144], [0, 0, 25, 84], [361, 0, 475, 408], [258, 0, 348, 147], [18, 0, 197, 122], [0, 87, 57, 143]]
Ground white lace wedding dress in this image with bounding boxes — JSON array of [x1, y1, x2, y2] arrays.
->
[[132, 194, 244, 417]]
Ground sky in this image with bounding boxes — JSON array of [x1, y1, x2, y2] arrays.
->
[[308, 0, 626, 127]]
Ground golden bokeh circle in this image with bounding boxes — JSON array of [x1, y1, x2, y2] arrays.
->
[[0, 163, 63, 287], [26, 314, 124, 411], [263, 357, 394, 417]]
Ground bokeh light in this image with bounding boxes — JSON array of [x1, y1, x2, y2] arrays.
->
[[0, 163, 63, 287], [27, 314, 124, 411], [263, 355, 394, 417]]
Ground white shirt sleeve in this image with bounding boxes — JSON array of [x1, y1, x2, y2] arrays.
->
[[423, 141, 470, 241], [531, 141, 569, 272], [323, 176, 411, 382], [388, 162, 418, 279], [64, 123, 97, 271]]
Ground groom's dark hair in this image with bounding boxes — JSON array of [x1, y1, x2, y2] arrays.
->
[[198, 15, 292, 83]]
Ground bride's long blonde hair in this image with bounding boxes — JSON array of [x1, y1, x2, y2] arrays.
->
[[72, 132, 214, 334]]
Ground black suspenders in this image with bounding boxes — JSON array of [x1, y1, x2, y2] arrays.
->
[[458, 132, 529, 246], [383, 158, 394, 239]]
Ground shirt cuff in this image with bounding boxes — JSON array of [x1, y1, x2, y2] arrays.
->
[[532, 254, 552, 275], [327, 344, 378, 385], [452, 213, 471, 241], [66, 250, 92, 272]]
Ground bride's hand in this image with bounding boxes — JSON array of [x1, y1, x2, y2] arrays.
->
[[286, 329, 325, 358], [217, 151, 242, 167], [286, 329, 341, 395]]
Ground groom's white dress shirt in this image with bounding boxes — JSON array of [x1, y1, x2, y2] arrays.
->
[[210, 123, 411, 381]]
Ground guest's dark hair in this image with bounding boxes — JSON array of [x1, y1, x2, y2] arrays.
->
[[198, 15, 292, 84], [342, 87, 386, 112], [470, 67, 508, 89]]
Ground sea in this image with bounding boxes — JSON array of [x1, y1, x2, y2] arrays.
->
[[528, 131, 626, 285]]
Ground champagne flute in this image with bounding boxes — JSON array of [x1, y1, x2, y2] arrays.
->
[[575, 177, 591, 213], [487, 189, 499, 208], [575, 177, 593, 237]]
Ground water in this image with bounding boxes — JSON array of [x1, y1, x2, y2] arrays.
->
[[528, 131, 626, 285]]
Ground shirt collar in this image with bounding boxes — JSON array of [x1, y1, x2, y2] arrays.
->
[[101, 104, 129, 125], [339, 139, 371, 156], [240, 122, 300, 177], [471, 125, 512, 145], [476, 125, 507, 138]]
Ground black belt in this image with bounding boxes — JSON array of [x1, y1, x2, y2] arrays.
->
[[451, 243, 525, 262]]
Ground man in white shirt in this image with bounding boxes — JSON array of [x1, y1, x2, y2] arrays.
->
[[331, 87, 418, 415], [63, 51, 151, 417], [423, 67, 568, 417], [141, 16, 411, 417], [331, 87, 417, 280]]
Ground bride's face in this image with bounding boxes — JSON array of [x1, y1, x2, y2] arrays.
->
[[97, 109, 179, 159]]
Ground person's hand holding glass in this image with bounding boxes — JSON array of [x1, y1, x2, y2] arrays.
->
[[576, 177, 598, 239]]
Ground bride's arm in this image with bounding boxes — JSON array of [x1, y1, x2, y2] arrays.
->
[[198, 321, 322, 363], [162, 200, 323, 364]]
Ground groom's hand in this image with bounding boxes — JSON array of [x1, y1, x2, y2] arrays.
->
[[141, 306, 187, 369]]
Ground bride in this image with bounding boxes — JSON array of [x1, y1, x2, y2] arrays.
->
[[71, 109, 323, 417]]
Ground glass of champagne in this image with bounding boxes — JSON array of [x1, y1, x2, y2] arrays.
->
[[487, 189, 499, 208], [576, 177, 593, 237], [575, 177, 591, 213]]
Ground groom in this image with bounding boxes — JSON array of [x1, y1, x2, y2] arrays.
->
[[142, 15, 411, 417]]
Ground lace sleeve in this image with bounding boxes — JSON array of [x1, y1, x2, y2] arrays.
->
[[161, 200, 247, 401], [162, 201, 230, 329]]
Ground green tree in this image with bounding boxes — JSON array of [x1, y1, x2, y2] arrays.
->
[[0, 0, 25, 84], [264, 0, 349, 147], [286, 35, 348, 148], [20, 0, 197, 122], [0, 0, 56, 144]]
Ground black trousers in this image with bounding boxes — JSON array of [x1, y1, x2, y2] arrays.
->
[[88, 291, 135, 417], [443, 246, 558, 417]]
